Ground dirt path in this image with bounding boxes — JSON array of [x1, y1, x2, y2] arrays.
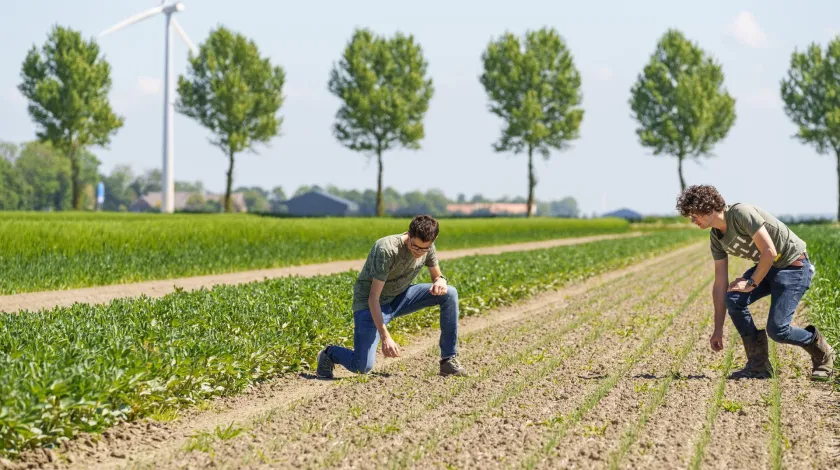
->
[[0, 232, 640, 313], [15, 243, 840, 470]]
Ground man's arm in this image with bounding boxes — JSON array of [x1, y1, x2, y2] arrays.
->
[[710, 257, 729, 352], [368, 279, 400, 357], [428, 264, 448, 296], [729, 226, 777, 292]]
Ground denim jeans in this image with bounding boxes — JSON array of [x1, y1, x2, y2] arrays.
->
[[726, 255, 816, 347], [327, 283, 459, 374]]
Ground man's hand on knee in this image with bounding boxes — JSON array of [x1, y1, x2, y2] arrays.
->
[[728, 278, 756, 293], [429, 278, 448, 296], [728, 277, 746, 291]]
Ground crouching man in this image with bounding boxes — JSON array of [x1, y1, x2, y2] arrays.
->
[[316, 214, 467, 378], [677, 185, 834, 381]]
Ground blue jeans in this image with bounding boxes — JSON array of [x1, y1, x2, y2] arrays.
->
[[327, 283, 459, 374], [726, 255, 815, 347]]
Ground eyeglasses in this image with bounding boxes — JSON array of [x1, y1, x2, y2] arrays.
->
[[409, 237, 432, 252]]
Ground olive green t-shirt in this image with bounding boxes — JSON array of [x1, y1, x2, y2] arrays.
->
[[352, 233, 438, 312], [709, 203, 806, 268]]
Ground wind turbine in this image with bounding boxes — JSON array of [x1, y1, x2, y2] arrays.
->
[[100, 1, 199, 214]]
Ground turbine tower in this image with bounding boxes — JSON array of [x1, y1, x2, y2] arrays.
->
[[100, 1, 198, 214]]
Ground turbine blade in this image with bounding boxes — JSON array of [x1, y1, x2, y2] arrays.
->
[[171, 18, 199, 56], [99, 5, 165, 37]]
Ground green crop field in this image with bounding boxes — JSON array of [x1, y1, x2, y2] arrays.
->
[[0, 213, 630, 296], [0, 229, 704, 456]]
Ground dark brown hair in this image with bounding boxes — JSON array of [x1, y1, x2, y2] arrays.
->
[[676, 185, 726, 217], [408, 215, 439, 242]]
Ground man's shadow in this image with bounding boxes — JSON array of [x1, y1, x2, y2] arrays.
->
[[632, 373, 709, 380], [298, 371, 393, 381]]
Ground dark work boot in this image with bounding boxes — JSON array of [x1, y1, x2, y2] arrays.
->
[[802, 325, 835, 382], [316, 347, 334, 379], [730, 329, 773, 379], [440, 356, 467, 377]]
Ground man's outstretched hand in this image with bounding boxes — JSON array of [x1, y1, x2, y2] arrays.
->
[[382, 335, 401, 358]]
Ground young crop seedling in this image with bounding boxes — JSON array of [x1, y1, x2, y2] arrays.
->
[[584, 422, 609, 437], [214, 423, 246, 441], [721, 400, 743, 413]]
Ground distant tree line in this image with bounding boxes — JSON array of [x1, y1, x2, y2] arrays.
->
[[13, 21, 840, 218], [0, 142, 579, 216]]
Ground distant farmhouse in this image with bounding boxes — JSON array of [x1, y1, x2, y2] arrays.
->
[[283, 189, 360, 216], [602, 208, 643, 222], [130, 191, 247, 213], [446, 202, 536, 217]]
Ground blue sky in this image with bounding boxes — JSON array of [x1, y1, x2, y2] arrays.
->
[[1, 1, 838, 216]]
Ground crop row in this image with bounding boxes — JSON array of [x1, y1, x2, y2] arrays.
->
[[0, 229, 704, 456], [0, 214, 629, 295]]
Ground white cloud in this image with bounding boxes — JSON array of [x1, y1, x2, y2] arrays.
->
[[743, 87, 780, 110], [727, 11, 768, 48], [137, 76, 163, 95], [594, 67, 615, 82]]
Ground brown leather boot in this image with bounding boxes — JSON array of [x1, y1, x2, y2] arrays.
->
[[730, 329, 773, 379], [802, 325, 835, 382]]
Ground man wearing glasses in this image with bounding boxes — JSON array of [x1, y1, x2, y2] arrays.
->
[[316, 214, 467, 378], [676, 185, 834, 381]]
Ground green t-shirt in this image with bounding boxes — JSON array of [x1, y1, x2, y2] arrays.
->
[[352, 233, 438, 312], [709, 203, 806, 268]]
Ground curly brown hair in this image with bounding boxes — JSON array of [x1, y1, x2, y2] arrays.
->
[[408, 214, 439, 242], [676, 185, 726, 217]]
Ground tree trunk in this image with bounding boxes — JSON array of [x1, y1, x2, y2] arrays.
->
[[527, 146, 535, 218], [376, 149, 384, 217], [836, 151, 840, 222], [69, 147, 82, 210], [677, 154, 686, 192], [225, 149, 235, 213]]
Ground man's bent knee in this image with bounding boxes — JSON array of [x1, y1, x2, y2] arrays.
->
[[725, 291, 748, 312], [444, 285, 458, 300], [353, 358, 376, 374], [767, 322, 791, 343]]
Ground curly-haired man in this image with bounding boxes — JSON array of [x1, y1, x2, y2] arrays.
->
[[676, 185, 834, 381], [315, 215, 467, 378]]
